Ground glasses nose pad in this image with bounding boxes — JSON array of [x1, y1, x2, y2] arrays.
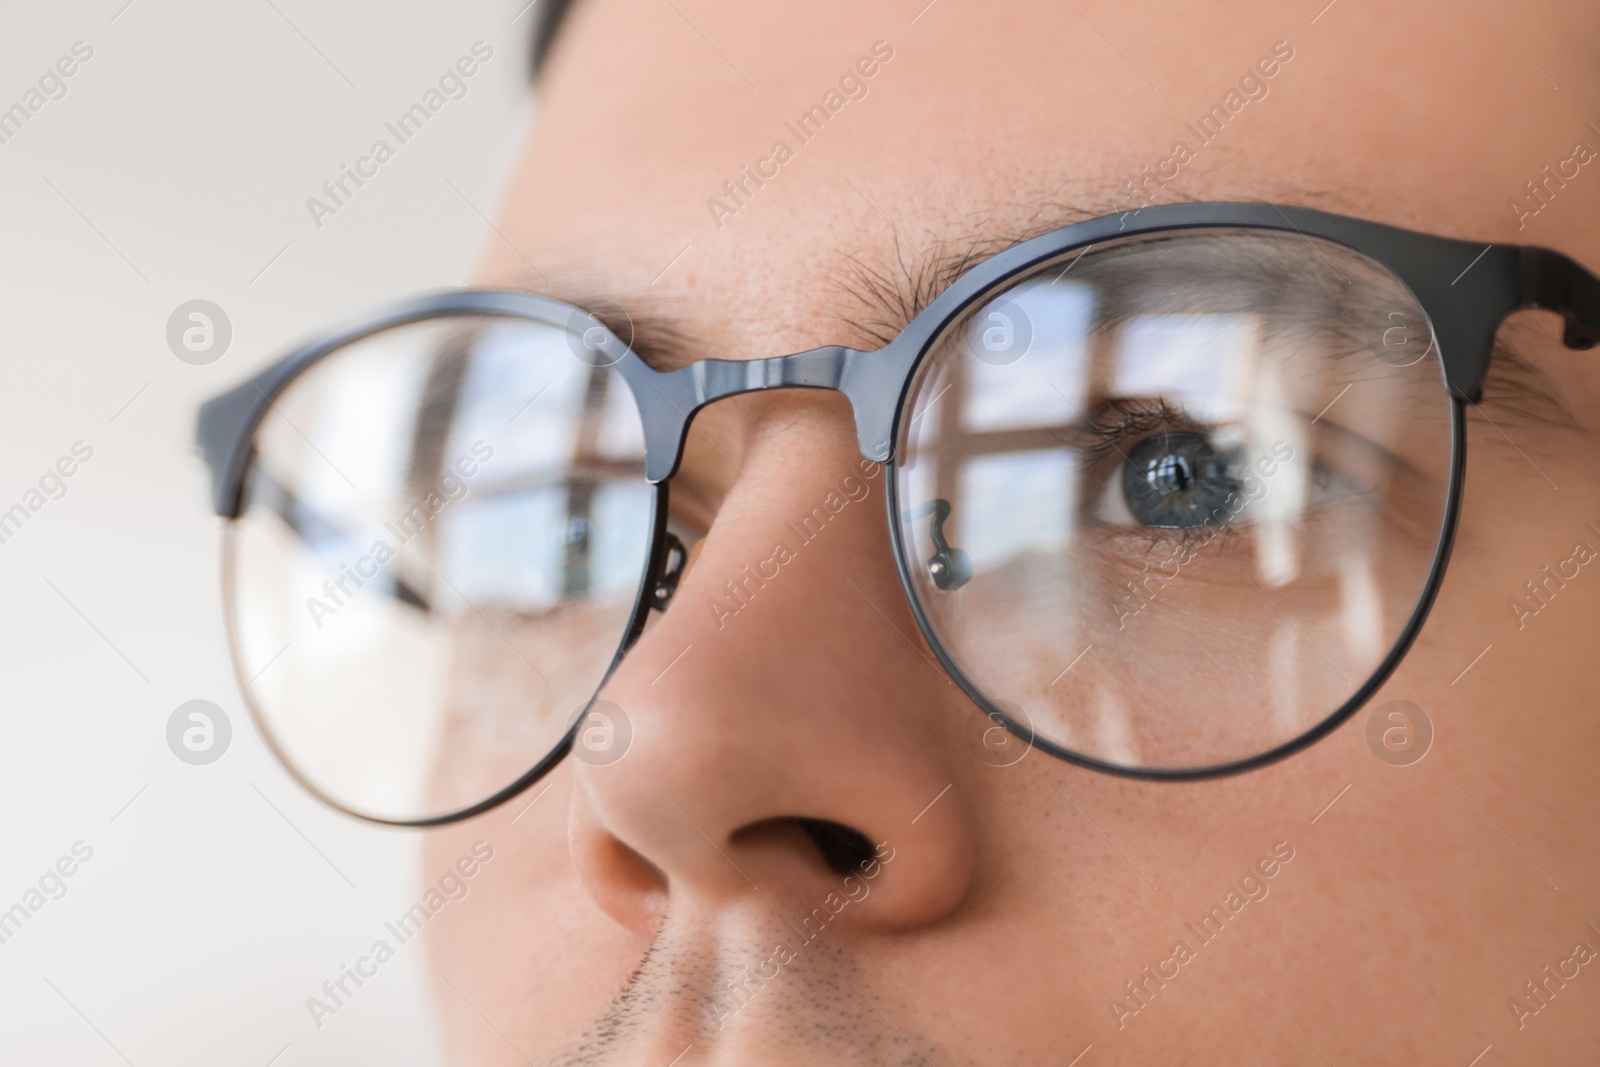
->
[[906, 498, 972, 591], [649, 531, 689, 611], [928, 545, 972, 591]]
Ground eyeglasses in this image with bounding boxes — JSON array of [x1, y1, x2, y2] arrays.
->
[[197, 201, 1600, 825]]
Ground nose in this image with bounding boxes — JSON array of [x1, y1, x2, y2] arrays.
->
[[567, 399, 977, 939]]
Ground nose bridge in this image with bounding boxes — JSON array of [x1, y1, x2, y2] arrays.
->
[[570, 434, 978, 929], [634, 343, 913, 480]]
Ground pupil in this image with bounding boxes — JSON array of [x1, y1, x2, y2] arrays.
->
[[1120, 431, 1239, 529], [1151, 453, 1192, 495]]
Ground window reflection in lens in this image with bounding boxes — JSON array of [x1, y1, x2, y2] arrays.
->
[[896, 229, 1453, 770], [230, 315, 654, 822]]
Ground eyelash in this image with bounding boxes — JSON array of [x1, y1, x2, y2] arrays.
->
[[1082, 397, 1366, 558], [1075, 397, 1370, 565], [1068, 398, 1231, 553], [1068, 396, 1199, 464]]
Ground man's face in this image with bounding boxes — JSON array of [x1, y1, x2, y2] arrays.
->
[[421, 1, 1600, 1062]]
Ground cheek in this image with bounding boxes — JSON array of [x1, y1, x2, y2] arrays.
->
[[1304, 414, 1600, 1024], [424, 768, 646, 1064], [1407, 414, 1600, 738]]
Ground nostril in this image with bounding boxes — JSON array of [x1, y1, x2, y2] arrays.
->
[[793, 818, 877, 875], [569, 813, 670, 940]]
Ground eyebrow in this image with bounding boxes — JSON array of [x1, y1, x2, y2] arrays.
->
[[831, 199, 1104, 346], [526, 285, 704, 373], [514, 200, 1111, 372], [513, 194, 1572, 428]]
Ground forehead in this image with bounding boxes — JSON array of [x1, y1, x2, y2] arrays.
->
[[485, 0, 1587, 349]]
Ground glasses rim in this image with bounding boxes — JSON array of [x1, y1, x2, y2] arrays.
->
[[218, 488, 667, 827], [199, 202, 1600, 516], [196, 201, 1600, 824], [884, 398, 1469, 781]]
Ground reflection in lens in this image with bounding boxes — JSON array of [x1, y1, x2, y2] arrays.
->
[[1121, 431, 1241, 527], [896, 229, 1453, 771], [229, 313, 654, 821]]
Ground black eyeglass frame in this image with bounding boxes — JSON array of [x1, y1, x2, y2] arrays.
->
[[197, 201, 1600, 824]]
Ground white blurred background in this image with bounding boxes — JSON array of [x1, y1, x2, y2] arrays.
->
[[0, 2, 538, 1062]]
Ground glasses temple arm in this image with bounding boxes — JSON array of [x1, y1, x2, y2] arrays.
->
[[1517, 245, 1600, 351]]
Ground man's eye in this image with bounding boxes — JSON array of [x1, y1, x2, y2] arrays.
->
[[1116, 431, 1243, 529]]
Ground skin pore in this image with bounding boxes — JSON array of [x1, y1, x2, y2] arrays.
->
[[418, 0, 1600, 1063]]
